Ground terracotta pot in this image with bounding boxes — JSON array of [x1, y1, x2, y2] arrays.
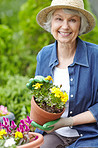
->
[[17, 132, 44, 148], [30, 97, 65, 125]]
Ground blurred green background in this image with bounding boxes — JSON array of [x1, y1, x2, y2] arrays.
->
[[0, 0, 98, 124]]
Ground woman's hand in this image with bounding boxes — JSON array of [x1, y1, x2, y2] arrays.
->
[[31, 117, 73, 133], [44, 110, 96, 133], [44, 117, 73, 133]]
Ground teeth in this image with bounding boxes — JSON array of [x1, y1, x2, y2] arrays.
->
[[59, 31, 70, 35]]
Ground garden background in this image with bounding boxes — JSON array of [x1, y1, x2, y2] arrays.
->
[[0, 0, 98, 124]]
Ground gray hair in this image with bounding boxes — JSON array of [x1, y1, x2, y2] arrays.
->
[[44, 9, 89, 36]]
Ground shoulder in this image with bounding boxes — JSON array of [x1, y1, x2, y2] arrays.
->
[[84, 41, 98, 55], [36, 42, 55, 62], [38, 43, 55, 55]]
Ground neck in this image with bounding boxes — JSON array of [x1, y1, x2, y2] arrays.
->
[[58, 40, 77, 58], [57, 40, 77, 68]]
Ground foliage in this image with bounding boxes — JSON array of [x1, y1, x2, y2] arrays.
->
[[19, 0, 54, 54], [26, 76, 68, 113], [0, 116, 37, 147], [0, 74, 32, 124], [0, 24, 13, 51], [0, 0, 27, 31], [80, 0, 98, 44], [0, 24, 37, 77]]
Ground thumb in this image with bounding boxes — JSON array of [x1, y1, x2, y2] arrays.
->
[[43, 119, 60, 128]]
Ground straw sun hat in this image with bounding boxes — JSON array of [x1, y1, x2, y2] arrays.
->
[[36, 0, 95, 34]]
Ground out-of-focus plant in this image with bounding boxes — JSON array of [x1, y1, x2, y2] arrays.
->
[[80, 0, 98, 44], [0, 75, 32, 124]]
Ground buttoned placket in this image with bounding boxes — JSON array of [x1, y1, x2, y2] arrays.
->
[[68, 66, 75, 117]]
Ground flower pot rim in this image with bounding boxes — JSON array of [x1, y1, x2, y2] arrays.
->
[[17, 132, 44, 148], [32, 97, 65, 116]]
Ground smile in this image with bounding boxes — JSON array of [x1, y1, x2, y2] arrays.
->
[[58, 31, 72, 36]]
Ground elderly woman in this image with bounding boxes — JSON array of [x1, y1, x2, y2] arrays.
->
[[34, 0, 98, 147]]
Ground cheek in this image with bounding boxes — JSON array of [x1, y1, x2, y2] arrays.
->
[[51, 24, 58, 34], [73, 24, 80, 34], [51, 21, 60, 31]]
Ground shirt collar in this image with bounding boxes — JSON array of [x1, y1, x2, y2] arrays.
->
[[49, 40, 58, 67], [73, 37, 89, 67], [49, 37, 89, 68]]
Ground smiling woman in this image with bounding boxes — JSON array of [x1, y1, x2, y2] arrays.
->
[[44, 8, 88, 36], [31, 0, 98, 147], [51, 9, 81, 45]]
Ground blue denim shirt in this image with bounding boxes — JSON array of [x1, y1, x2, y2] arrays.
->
[[35, 37, 98, 147]]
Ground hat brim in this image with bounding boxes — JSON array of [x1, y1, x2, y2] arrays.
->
[[36, 5, 96, 34]]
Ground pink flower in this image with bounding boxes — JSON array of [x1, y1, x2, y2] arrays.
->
[[34, 136, 38, 140], [2, 117, 11, 133], [20, 119, 25, 126], [25, 116, 32, 125], [0, 105, 8, 115], [24, 124, 30, 132], [11, 121, 17, 130], [17, 124, 24, 133], [0, 122, 3, 130]]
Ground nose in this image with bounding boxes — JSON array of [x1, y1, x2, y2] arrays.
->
[[62, 20, 69, 29]]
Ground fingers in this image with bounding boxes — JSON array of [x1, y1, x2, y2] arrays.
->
[[31, 121, 54, 131], [43, 118, 60, 128]]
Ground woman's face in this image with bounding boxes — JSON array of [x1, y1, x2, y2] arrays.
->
[[51, 9, 81, 45]]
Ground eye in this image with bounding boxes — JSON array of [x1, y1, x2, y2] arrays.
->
[[70, 19, 76, 23], [55, 17, 63, 21]]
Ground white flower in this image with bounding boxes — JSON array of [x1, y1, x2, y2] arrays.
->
[[4, 138, 16, 147]]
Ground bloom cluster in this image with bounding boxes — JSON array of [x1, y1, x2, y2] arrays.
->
[[0, 116, 37, 147], [0, 105, 9, 116], [50, 87, 68, 104], [26, 76, 68, 112]]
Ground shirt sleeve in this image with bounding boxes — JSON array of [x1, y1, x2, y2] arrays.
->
[[88, 103, 98, 124], [35, 52, 41, 76], [88, 68, 98, 124]]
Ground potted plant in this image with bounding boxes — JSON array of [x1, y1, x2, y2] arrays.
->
[[0, 105, 15, 123], [26, 76, 68, 125], [0, 116, 44, 148]]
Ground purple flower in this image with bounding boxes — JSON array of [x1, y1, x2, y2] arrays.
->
[[20, 120, 25, 126], [24, 124, 30, 132], [34, 136, 38, 140], [17, 124, 24, 133], [0, 122, 3, 130], [2, 117, 11, 133], [25, 116, 32, 125], [11, 121, 17, 130], [3, 117, 9, 125]]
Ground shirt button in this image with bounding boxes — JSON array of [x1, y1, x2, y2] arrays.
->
[[70, 94, 73, 98], [70, 78, 73, 81], [70, 111, 73, 114], [80, 134, 83, 137]]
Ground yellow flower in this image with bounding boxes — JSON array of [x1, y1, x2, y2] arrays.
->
[[45, 76, 53, 82], [51, 87, 61, 98], [51, 87, 60, 93], [33, 83, 43, 89], [51, 87, 68, 104], [0, 129, 7, 139], [15, 131, 23, 139], [61, 92, 68, 104]]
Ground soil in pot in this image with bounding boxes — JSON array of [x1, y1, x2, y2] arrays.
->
[[30, 97, 65, 125]]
